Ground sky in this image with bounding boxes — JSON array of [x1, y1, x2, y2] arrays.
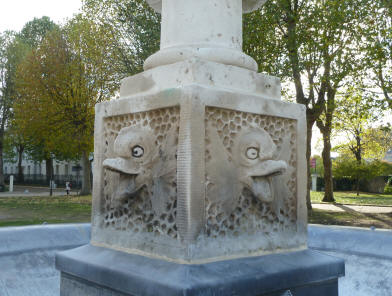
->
[[0, 0, 82, 33]]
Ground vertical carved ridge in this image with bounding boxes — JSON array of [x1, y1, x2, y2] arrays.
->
[[177, 94, 205, 246]]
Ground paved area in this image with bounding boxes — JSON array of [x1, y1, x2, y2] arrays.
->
[[312, 203, 392, 214], [0, 185, 79, 197]]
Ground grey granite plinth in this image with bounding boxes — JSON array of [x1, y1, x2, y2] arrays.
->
[[56, 245, 344, 296]]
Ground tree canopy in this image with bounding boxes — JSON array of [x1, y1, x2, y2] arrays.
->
[[13, 15, 121, 194], [82, 0, 160, 76]]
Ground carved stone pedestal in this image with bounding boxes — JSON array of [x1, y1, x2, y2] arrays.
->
[[87, 59, 307, 262]]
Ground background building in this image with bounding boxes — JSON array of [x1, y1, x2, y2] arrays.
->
[[3, 157, 84, 188]]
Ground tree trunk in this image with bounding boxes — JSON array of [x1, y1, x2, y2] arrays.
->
[[17, 146, 24, 183], [321, 135, 334, 202], [317, 87, 336, 203], [0, 138, 4, 190], [354, 134, 362, 196], [45, 157, 53, 185], [80, 151, 91, 195], [306, 120, 313, 210], [356, 178, 360, 196], [356, 160, 361, 196]]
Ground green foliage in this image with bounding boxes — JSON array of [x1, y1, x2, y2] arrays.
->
[[82, 0, 160, 76], [244, 0, 366, 96], [333, 125, 391, 162], [0, 17, 59, 168], [19, 16, 58, 48], [361, 0, 392, 107], [333, 87, 382, 162], [0, 31, 15, 130], [333, 157, 392, 181], [362, 126, 392, 160], [14, 15, 120, 161]]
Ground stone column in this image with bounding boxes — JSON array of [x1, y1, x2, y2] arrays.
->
[[144, 0, 262, 71], [56, 1, 344, 295]]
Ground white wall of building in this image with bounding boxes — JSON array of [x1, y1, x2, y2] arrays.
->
[[3, 157, 83, 178]]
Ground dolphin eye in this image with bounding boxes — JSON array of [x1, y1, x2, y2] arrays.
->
[[131, 145, 144, 158], [246, 147, 259, 160]]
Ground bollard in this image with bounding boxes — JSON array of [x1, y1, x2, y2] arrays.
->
[[9, 175, 13, 192], [311, 174, 318, 191]]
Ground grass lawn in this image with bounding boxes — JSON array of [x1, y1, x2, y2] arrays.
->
[[0, 195, 92, 227], [1, 193, 392, 229], [311, 191, 392, 206]]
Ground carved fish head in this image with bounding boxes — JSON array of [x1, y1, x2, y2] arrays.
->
[[103, 127, 155, 208], [234, 128, 287, 202]]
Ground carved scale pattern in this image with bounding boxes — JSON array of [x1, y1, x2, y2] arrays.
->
[[102, 107, 180, 239], [205, 107, 297, 238]]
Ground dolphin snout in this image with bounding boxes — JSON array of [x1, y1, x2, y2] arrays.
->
[[248, 160, 287, 202], [103, 158, 141, 175], [103, 157, 142, 209]]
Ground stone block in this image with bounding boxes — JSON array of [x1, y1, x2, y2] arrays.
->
[[56, 244, 344, 296], [91, 78, 307, 263]]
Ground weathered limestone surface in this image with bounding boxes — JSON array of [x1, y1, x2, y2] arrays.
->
[[91, 67, 307, 262], [120, 60, 281, 100], [89, 0, 308, 263]]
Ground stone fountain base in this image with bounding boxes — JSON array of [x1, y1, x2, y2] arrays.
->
[[56, 244, 344, 296]]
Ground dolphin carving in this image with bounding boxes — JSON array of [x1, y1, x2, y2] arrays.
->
[[233, 128, 287, 203], [103, 126, 177, 214], [206, 124, 288, 218]]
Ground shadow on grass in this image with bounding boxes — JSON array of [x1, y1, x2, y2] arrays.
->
[[334, 204, 392, 228]]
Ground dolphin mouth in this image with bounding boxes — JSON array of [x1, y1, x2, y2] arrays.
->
[[250, 160, 287, 202], [103, 157, 140, 208], [103, 158, 140, 175], [111, 174, 138, 208]]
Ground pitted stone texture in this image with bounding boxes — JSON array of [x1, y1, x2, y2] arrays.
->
[[205, 108, 297, 239], [102, 107, 180, 240], [92, 85, 307, 262]]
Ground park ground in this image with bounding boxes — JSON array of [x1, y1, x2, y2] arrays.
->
[[0, 188, 392, 228]]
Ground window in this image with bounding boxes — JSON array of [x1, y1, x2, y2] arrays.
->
[[27, 166, 31, 175], [56, 165, 60, 176], [65, 164, 69, 176], [4, 167, 7, 174]]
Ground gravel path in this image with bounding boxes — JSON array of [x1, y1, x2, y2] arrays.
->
[[312, 203, 392, 214]]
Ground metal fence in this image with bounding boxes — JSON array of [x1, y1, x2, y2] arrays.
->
[[5, 174, 82, 188]]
